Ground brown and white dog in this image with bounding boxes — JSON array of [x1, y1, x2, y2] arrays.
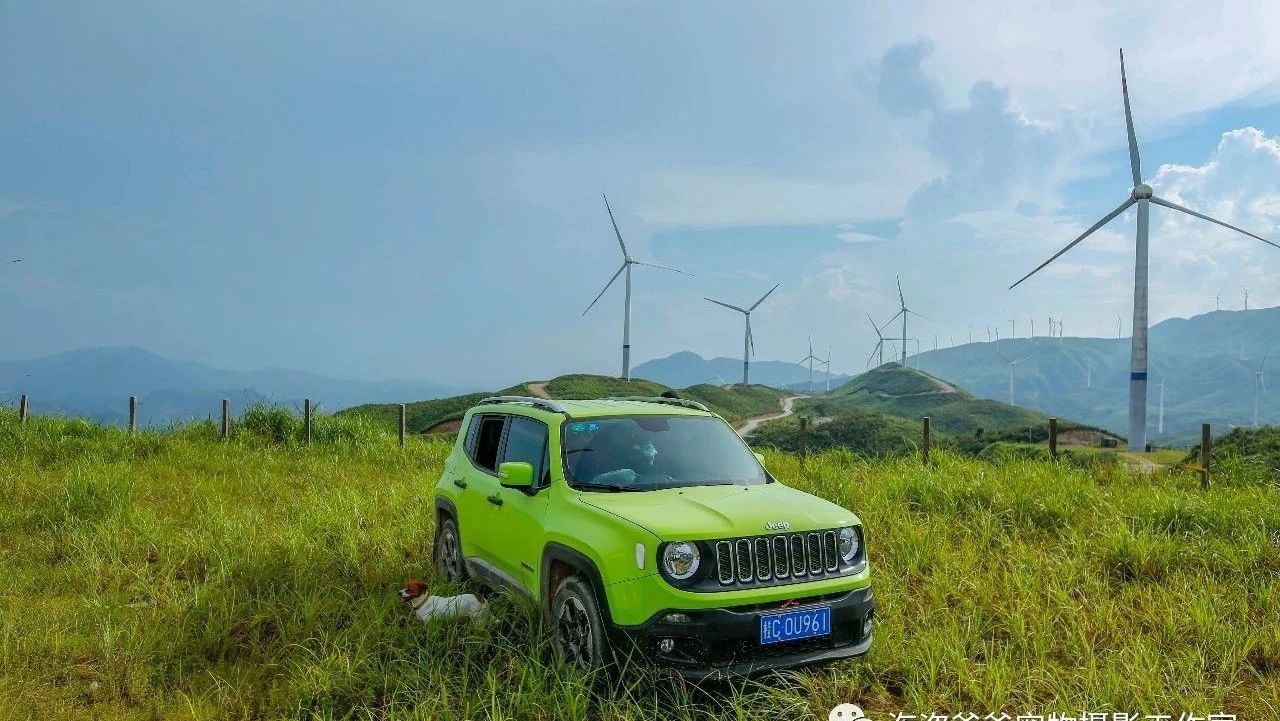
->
[[399, 580, 487, 623]]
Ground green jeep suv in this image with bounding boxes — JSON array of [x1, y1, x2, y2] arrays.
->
[[432, 395, 873, 679]]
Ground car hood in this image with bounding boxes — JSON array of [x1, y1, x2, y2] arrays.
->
[[579, 481, 858, 540]]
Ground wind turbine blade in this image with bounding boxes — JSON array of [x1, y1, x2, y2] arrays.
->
[[581, 263, 626, 315], [1150, 196, 1280, 251], [705, 297, 746, 313], [879, 309, 904, 330], [602, 193, 629, 259], [747, 321, 755, 356], [906, 309, 933, 322], [995, 349, 1011, 364], [748, 283, 780, 311], [1120, 49, 1142, 186], [867, 314, 884, 339], [1009, 197, 1135, 289], [896, 275, 905, 308], [632, 260, 692, 276]]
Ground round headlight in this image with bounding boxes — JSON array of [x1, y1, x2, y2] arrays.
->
[[838, 527, 860, 563], [662, 542, 701, 581]]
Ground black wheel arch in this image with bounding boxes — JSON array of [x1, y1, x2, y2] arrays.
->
[[434, 496, 458, 526], [541, 542, 613, 626]]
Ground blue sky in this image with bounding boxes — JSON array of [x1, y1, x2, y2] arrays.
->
[[3, 2, 1280, 388]]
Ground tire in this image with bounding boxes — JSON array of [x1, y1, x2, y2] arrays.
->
[[434, 515, 469, 583], [550, 575, 610, 673]]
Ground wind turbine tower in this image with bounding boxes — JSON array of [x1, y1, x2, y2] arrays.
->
[[705, 283, 780, 386], [583, 193, 690, 380], [1010, 50, 1278, 451], [1158, 380, 1165, 435], [1256, 350, 1270, 428], [882, 276, 930, 365], [798, 336, 821, 394], [996, 350, 1032, 406]]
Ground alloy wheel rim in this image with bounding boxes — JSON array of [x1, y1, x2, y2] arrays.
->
[[555, 596, 594, 670], [441, 528, 462, 580]]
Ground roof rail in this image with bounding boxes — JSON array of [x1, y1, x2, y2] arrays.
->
[[477, 396, 569, 414], [605, 396, 710, 412]]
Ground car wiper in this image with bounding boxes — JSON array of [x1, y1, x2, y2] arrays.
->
[[573, 482, 642, 492]]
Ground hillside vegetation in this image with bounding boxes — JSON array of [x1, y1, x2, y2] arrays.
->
[[802, 364, 1058, 437], [3, 409, 1278, 719], [911, 306, 1280, 443], [751, 409, 944, 458], [340, 374, 788, 432], [1187, 425, 1280, 477]]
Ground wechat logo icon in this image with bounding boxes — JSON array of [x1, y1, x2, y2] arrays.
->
[[828, 703, 864, 721]]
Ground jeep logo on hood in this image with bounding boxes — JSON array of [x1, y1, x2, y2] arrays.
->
[[765, 521, 791, 531]]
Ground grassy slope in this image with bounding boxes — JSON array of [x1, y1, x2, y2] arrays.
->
[[812, 365, 1060, 437], [751, 409, 944, 457], [340, 375, 786, 431], [3, 410, 1279, 720]]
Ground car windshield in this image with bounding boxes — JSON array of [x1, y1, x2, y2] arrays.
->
[[562, 415, 768, 491]]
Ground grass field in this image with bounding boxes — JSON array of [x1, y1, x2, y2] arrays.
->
[[2, 409, 1279, 720]]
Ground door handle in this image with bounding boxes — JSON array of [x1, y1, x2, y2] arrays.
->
[[486, 494, 504, 507], [453, 478, 468, 489]]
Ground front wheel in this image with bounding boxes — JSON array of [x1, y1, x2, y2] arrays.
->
[[433, 516, 469, 583], [550, 575, 610, 673]]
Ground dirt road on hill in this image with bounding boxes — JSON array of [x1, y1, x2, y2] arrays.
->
[[736, 395, 806, 436]]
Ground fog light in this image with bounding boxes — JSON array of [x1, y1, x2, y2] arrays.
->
[[658, 638, 675, 653], [662, 613, 692, 624]]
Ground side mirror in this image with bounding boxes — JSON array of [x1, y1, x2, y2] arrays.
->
[[753, 452, 766, 467], [498, 461, 535, 489]]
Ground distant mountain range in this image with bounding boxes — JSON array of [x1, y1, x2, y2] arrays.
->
[[0, 347, 463, 426], [632, 351, 853, 390], [910, 306, 1279, 445]]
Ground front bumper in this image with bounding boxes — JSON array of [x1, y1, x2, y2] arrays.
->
[[609, 585, 874, 680]]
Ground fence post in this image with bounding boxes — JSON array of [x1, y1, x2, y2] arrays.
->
[[19, 394, 28, 424], [922, 416, 931, 465], [798, 417, 808, 467], [399, 403, 407, 448], [304, 398, 312, 445], [221, 399, 230, 440], [1049, 417, 1058, 460], [128, 396, 137, 433], [1200, 423, 1211, 490]]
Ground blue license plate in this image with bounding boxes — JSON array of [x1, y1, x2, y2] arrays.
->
[[758, 605, 832, 645]]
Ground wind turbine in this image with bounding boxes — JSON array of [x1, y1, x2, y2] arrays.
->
[[1157, 379, 1166, 435], [1215, 292, 1222, 311], [1241, 286, 1250, 360], [1010, 52, 1279, 451], [996, 349, 1032, 406], [705, 283, 780, 386], [582, 194, 691, 380], [1115, 314, 1123, 339], [822, 345, 833, 392], [1255, 350, 1270, 428], [881, 276, 930, 365], [798, 336, 821, 393]]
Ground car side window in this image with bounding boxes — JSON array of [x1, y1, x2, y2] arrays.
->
[[470, 415, 507, 473], [502, 416, 549, 488]]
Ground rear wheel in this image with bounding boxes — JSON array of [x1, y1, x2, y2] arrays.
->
[[433, 516, 469, 583], [551, 575, 610, 673]]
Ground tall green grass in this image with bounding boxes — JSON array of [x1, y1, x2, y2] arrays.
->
[[1, 409, 1278, 720]]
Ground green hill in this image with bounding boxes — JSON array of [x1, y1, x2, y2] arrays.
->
[[751, 409, 938, 457], [339, 375, 787, 433], [911, 306, 1280, 445], [802, 363, 1057, 437]]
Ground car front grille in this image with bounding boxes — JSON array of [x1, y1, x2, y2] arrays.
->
[[714, 530, 843, 587]]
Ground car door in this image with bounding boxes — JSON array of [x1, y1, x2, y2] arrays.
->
[[457, 413, 507, 562], [488, 415, 552, 594]]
